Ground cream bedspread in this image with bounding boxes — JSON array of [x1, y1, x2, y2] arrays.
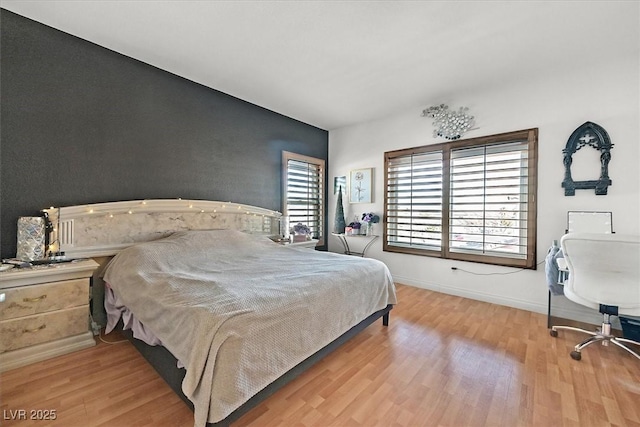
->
[[103, 230, 396, 426]]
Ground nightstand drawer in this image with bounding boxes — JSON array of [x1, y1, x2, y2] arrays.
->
[[0, 305, 89, 352], [0, 278, 89, 321]]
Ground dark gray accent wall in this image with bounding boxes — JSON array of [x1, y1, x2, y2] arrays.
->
[[0, 10, 328, 258]]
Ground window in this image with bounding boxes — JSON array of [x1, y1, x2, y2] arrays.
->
[[282, 151, 325, 244], [384, 128, 538, 268]]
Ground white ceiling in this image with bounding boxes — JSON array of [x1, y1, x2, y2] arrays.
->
[[2, 1, 638, 130]]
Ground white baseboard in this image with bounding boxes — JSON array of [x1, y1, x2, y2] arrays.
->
[[392, 275, 603, 327], [0, 332, 96, 372]]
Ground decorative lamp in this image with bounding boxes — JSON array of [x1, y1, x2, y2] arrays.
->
[[280, 216, 290, 239], [16, 216, 46, 261]]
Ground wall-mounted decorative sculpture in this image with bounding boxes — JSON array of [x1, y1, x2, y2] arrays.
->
[[421, 104, 475, 140], [562, 121, 613, 196]]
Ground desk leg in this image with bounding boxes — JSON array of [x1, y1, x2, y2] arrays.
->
[[548, 271, 567, 329], [547, 290, 552, 329]]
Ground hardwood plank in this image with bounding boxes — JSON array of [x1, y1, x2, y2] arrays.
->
[[1, 284, 638, 426]]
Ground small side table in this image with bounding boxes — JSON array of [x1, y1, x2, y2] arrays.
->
[[332, 233, 378, 257]]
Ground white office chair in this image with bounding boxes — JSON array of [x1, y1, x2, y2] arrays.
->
[[550, 233, 640, 360]]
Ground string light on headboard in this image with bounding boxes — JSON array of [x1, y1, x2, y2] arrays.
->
[[42, 200, 282, 227], [40, 199, 282, 258], [43, 201, 282, 220]]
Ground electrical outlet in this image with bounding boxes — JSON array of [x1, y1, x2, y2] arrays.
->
[[91, 321, 101, 336], [89, 313, 101, 336]]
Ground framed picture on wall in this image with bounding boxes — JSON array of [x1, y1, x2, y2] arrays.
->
[[349, 168, 373, 203]]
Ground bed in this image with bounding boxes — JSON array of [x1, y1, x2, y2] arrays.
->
[[43, 199, 396, 427]]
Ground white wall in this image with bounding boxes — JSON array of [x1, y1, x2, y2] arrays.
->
[[328, 55, 640, 325]]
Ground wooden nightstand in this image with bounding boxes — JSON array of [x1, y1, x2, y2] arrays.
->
[[0, 259, 99, 372]]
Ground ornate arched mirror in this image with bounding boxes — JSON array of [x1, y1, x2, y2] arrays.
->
[[562, 121, 613, 196]]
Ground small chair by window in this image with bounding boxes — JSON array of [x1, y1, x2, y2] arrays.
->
[[550, 233, 640, 360]]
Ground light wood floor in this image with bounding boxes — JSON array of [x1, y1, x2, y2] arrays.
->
[[1, 284, 639, 427]]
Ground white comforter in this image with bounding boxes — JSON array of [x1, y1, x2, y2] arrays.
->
[[103, 230, 396, 426]]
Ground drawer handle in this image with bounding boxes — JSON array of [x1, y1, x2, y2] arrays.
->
[[23, 295, 47, 303], [23, 324, 46, 333]]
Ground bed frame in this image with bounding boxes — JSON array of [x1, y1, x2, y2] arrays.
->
[[119, 305, 391, 426], [43, 199, 392, 426]]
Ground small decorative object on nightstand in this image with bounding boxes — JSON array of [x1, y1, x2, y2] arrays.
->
[[16, 216, 47, 261], [0, 259, 99, 372], [291, 222, 311, 243]]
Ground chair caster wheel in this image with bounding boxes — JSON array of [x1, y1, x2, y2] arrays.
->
[[550, 329, 558, 337], [570, 351, 582, 360]]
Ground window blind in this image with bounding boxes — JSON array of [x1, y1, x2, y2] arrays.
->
[[386, 151, 443, 251], [449, 141, 530, 258], [284, 156, 324, 240]]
